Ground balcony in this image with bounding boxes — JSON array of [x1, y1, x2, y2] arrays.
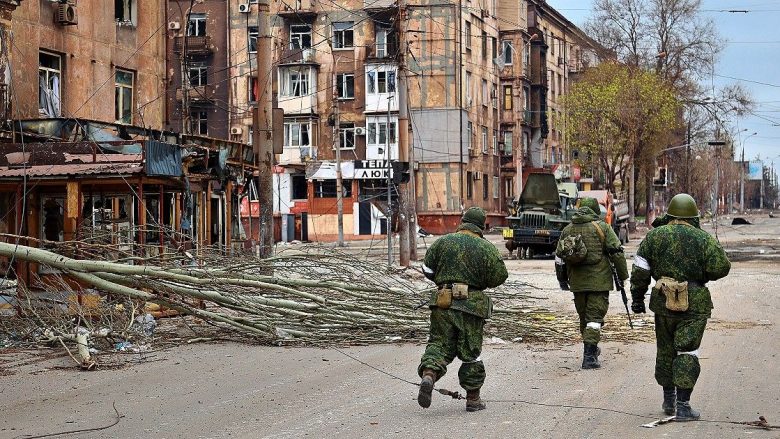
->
[[280, 47, 318, 65], [366, 42, 399, 61], [523, 109, 534, 125], [277, 0, 316, 19], [176, 85, 214, 103], [279, 146, 316, 166], [173, 36, 214, 55]]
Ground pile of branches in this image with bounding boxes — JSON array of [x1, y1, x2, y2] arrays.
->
[[0, 239, 651, 361]]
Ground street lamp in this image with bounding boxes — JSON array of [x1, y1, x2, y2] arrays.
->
[[740, 132, 757, 213]]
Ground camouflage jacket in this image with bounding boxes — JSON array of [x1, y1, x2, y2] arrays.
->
[[555, 207, 628, 292], [630, 218, 731, 317], [423, 223, 508, 319]]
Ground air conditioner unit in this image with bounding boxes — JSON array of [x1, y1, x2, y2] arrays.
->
[[238, 3, 251, 13], [354, 127, 366, 136], [168, 21, 181, 30], [466, 97, 473, 107], [481, 9, 490, 18], [230, 126, 243, 135], [56, 3, 78, 26]]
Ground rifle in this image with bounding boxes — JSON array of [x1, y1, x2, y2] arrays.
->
[[612, 265, 634, 329]]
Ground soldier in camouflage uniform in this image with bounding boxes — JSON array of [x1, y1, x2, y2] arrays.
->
[[417, 207, 508, 412], [555, 198, 628, 369], [630, 193, 731, 420]]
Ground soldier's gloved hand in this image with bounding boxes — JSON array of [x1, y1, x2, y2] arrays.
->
[[631, 301, 646, 314], [559, 281, 569, 291]]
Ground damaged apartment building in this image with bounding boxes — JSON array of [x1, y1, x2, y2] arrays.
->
[[0, 0, 257, 291], [266, 0, 606, 237]]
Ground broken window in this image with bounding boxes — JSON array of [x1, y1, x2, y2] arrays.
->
[[190, 109, 208, 135], [314, 180, 352, 198], [502, 40, 512, 65], [283, 121, 311, 147], [290, 24, 312, 49], [115, 69, 134, 124], [333, 22, 354, 49], [248, 26, 258, 53], [280, 66, 311, 97], [291, 174, 308, 199], [187, 13, 206, 36], [41, 197, 64, 244], [38, 51, 61, 117], [336, 73, 354, 99], [248, 77, 258, 103], [338, 123, 355, 149], [366, 117, 397, 146], [114, 0, 135, 25], [189, 64, 207, 87], [375, 26, 396, 58], [366, 67, 396, 94]]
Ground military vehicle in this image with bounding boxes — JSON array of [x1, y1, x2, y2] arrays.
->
[[504, 172, 577, 258]]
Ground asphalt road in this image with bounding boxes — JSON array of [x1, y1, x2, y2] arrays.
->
[[1, 229, 779, 438]]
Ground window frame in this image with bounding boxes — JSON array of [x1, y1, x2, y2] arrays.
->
[[115, 68, 134, 125], [337, 123, 356, 150], [188, 64, 208, 87], [502, 85, 512, 110], [481, 126, 488, 154], [493, 176, 500, 199], [190, 109, 208, 135], [187, 13, 206, 37], [465, 21, 472, 49], [280, 66, 312, 97], [38, 51, 62, 116], [290, 24, 312, 50], [283, 121, 312, 148], [502, 40, 512, 65], [366, 66, 396, 95], [481, 79, 488, 107], [493, 129, 499, 155], [366, 117, 398, 146], [482, 177, 489, 200], [248, 26, 258, 53], [332, 22, 354, 50], [336, 73, 355, 99]]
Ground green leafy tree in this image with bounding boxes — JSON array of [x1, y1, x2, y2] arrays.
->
[[562, 63, 680, 197]]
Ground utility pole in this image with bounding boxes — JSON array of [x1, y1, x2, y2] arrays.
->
[[398, 4, 412, 266], [740, 147, 745, 213], [386, 98, 393, 267], [255, 0, 274, 257], [332, 58, 345, 247]]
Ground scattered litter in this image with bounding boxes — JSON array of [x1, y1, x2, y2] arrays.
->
[[512, 337, 523, 343], [731, 217, 751, 225], [485, 336, 507, 345], [115, 341, 133, 351], [134, 314, 156, 336], [384, 336, 402, 341], [757, 320, 772, 326]]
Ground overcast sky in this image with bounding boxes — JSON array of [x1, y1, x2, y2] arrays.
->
[[546, 0, 780, 175]]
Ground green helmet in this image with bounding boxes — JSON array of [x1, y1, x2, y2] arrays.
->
[[667, 193, 699, 218], [578, 197, 600, 214], [462, 207, 487, 229]]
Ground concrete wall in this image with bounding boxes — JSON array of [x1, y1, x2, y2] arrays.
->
[[10, 1, 166, 127]]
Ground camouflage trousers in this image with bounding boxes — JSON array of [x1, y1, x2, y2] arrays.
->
[[417, 307, 485, 391], [654, 314, 707, 389], [573, 291, 609, 345]]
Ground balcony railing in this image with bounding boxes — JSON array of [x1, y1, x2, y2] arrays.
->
[[280, 47, 318, 65], [176, 85, 214, 102], [173, 36, 214, 55]]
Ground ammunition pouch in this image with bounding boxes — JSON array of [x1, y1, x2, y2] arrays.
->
[[452, 283, 470, 300], [436, 288, 452, 309], [657, 276, 689, 312]]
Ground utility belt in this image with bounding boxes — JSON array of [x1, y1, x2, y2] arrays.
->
[[656, 278, 707, 312], [435, 283, 472, 309]]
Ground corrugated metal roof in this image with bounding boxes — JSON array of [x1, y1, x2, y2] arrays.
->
[[0, 163, 144, 178]]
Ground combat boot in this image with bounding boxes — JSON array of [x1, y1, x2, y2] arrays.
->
[[662, 387, 676, 416], [675, 388, 700, 421], [581, 343, 601, 369], [466, 389, 486, 412], [418, 369, 436, 408]]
